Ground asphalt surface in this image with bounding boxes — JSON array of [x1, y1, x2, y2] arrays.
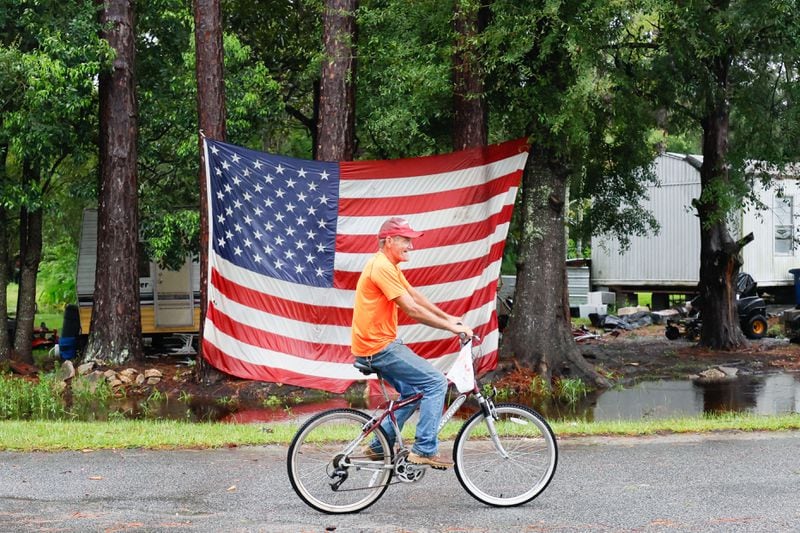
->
[[1, 431, 799, 532]]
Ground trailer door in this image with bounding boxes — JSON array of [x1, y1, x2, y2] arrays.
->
[[154, 258, 194, 327]]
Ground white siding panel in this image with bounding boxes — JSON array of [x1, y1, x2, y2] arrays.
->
[[591, 154, 701, 287], [76, 209, 98, 298]]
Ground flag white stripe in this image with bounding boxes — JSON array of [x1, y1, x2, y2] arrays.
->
[[338, 153, 527, 199]]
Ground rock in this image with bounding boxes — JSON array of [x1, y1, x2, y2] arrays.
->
[[77, 362, 95, 375], [103, 369, 116, 379], [118, 373, 133, 384], [651, 309, 679, 324], [108, 378, 123, 388], [135, 373, 146, 386], [146, 377, 161, 385], [57, 360, 75, 381], [144, 369, 163, 379], [699, 368, 726, 380], [83, 372, 105, 394], [694, 367, 737, 383], [119, 368, 138, 378], [718, 366, 739, 377]]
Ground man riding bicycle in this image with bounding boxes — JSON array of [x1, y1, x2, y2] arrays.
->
[[351, 217, 473, 469]]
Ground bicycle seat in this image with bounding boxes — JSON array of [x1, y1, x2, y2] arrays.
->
[[353, 361, 378, 376]]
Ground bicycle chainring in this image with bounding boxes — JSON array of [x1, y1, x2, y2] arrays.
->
[[393, 450, 426, 483]]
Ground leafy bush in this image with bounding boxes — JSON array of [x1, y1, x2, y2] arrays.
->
[[37, 239, 78, 311]]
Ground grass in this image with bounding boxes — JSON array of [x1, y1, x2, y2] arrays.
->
[[1, 412, 799, 452], [6, 282, 65, 333]]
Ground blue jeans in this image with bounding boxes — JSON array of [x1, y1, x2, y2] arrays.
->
[[356, 340, 447, 457]]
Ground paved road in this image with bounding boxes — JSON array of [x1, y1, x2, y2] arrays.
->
[[1, 431, 799, 532]]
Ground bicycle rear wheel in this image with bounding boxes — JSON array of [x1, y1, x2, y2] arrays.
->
[[453, 403, 557, 507], [287, 408, 393, 514]]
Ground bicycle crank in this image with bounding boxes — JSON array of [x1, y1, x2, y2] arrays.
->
[[393, 450, 426, 483]]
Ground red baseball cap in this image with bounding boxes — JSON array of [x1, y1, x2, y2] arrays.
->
[[378, 217, 424, 239]]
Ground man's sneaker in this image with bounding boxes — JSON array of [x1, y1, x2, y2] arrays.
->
[[361, 444, 384, 461], [407, 452, 453, 470]]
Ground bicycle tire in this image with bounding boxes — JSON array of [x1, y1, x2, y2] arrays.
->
[[287, 408, 393, 514], [453, 403, 557, 507]]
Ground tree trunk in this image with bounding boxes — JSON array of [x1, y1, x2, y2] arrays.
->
[[696, 97, 747, 349], [502, 146, 609, 388], [194, 0, 228, 384], [316, 0, 357, 161], [452, 0, 488, 151], [12, 158, 43, 365], [0, 142, 9, 361], [86, 0, 143, 365]]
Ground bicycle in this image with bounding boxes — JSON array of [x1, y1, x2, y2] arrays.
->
[[286, 337, 558, 514]]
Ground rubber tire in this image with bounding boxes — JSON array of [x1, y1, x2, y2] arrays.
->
[[665, 325, 681, 340], [287, 408, 392, 514], [453, 403, 558, 507], [743, 315, 768, 340]]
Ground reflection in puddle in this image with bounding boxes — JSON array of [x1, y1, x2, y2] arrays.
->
[[74, 371, 800, 423], [588, 372, 800, 421]]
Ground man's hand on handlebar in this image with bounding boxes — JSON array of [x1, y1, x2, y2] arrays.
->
[[453, 322, 473, 339]]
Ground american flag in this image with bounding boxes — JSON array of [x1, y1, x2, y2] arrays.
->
[[202, 138, 528, 393]]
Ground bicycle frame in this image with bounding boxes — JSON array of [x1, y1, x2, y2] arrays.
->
[[344, 371, 509, 464]]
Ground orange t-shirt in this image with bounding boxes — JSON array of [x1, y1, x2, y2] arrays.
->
[[351, 251, 411, 357]]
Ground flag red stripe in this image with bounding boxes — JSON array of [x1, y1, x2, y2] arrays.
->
[[337, 204, 515, 253], [398, 280, 498, 326], [207, 304, 354, 362], [202, 341, 356, 394], [340, 138, 529, 180], [339, 171, 521, 217], [211, 267, 353, 326]]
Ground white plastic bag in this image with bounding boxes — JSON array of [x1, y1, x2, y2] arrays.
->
[[445, 341, 475, 393]]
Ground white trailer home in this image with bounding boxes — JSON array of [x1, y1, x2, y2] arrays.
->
[[76, 209, 201, 340], [591, 152, 800, 306]]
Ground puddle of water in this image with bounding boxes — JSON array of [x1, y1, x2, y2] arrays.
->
[[570, 371, 800, 421], [66, 371, 800, 423]]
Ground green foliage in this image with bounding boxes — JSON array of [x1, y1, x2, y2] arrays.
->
[[141, 210, 200, 271], [651, 0, 800, 218], [70, 375, 113, 421], [36, 238, 77, 310], [554, 377, 591, 405], [0, 372, 65, 420], [357, 0, 453, 158], [483, 0, 661, 248]]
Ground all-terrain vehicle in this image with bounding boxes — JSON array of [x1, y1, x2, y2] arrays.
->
[[665, 273, 768, 341]]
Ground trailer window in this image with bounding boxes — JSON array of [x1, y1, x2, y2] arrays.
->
[[774, 196, 793, 255]]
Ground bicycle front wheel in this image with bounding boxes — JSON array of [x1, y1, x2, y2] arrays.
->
[[453, 403, 557, 507], [287, 408, 393, 514]]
